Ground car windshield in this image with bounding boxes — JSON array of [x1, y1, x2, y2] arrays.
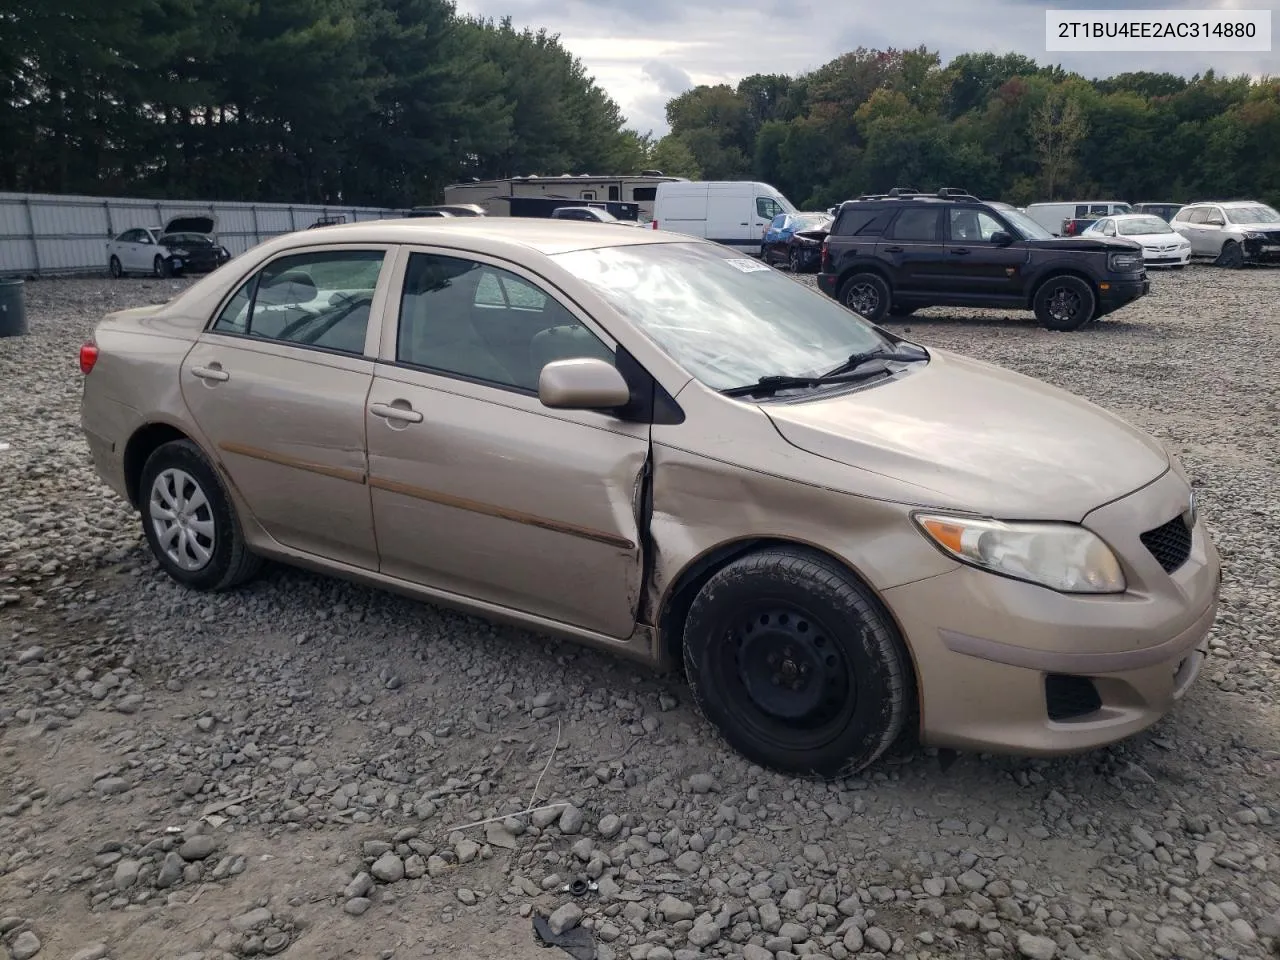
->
[[552, 242, 893, 391], [1000, 209, 1055, 240], [1224, 205, 1280, 224], [1118, 217, 1174, 235]]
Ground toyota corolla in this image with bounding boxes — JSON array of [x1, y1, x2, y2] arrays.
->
[[79, 219, 1220, 778]]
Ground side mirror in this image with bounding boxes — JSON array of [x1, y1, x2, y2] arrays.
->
[[538, 358, 630, 411], [990, 230, 1014, 246], [1207, 217, 1225, 226]]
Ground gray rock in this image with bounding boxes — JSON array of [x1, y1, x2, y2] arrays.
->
[[93, 777, 129, 796], [688, 773, 715, 794], [759, 901, 781, 933], [113, 859, 140, 891], [674, 850, 702, 872], [687, 923, 720, 948], [559, 805, 584, 834], [17, 646, 45, 664], [957, 869, 987, 891], [843, 926, 864, 951], [548, 903, 583, 935], [344, 897, 372, 916], [69, 946, 108, 960], [232, 907, 273, 932], [179, 835, 217, 861], [11, 931, 41, 960], [344, 872, 373, 899], [456, 888, 477, 905], [865, 927, 892, 952], [922, 877, 946, 897], [779, 921, 808, 942], [371, 852, 405, 882], [1017, 932, 1058, 960], [658, 895, 696, 922], [597, 813, 623, 839], [743, 947, 773, 960], [156, 851, 185, 888]]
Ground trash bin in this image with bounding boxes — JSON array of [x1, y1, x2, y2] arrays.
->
[[0, 278, 27, 338]]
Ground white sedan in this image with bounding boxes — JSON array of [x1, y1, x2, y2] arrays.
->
[[1082, 214, 1191, 268]]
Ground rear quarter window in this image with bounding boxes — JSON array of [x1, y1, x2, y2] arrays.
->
[[832, 207, 892, 237]]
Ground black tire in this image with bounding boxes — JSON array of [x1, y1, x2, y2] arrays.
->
[[1216, 241, 1245, 269], [888, 305, 916, 317], [109, 256, 123, 279], [682, 547, 911, 779], [153, 255, 169, 278], [838, 272, 891, 323], [1033, 274, 1096, 331], [138, 439, 262, 591], [788, 247, 803, 272]]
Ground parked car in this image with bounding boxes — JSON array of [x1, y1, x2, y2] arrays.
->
[[550, 206, 644, 226], [817, 188, 1149, 330], [79, 217, 1217, 778], [762, 212, 834, 271], [1170, 201, 1280, 267], [107, 215, 231, 278], [1132, 202, 1183, 223], [651, 180, 795, 255], [1081, 214, 1191, 269], [1023, 201, 1133, 237]]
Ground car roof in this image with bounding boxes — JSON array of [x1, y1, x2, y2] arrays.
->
[[260, 217, 688, 257]]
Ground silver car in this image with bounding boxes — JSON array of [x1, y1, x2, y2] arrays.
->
[[1170, 201, 1280, 268]]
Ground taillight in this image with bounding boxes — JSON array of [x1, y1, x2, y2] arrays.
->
[[820, 238, 830, 272], [79, 341, 98, 374]]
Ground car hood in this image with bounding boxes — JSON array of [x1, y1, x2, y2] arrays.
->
[[1226, 220, 1280, 231], [1089, 231, 1187, 245], [163, 213, 217, 235], [1026, 236, 1141, 252], [763, 349, 1170, 522]]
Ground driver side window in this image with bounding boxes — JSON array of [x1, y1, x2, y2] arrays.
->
[[948, 209, 1004, 242], [757, 197, 782, 219]]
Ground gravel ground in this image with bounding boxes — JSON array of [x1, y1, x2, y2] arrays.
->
[[1, 266, 1278, 960]]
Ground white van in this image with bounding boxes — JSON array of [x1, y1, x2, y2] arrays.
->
[[1024, 201, 1133, 237], [652, 181, 796, 255]]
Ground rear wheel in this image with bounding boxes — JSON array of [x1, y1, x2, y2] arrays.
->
[[1033, 275, 1095, 332], [1216, 241, 1245, 269], [682, 547, 911, 779], [109, 256, 123, 279], [139, 440, 262, 591], [838, 273, 891, 323]]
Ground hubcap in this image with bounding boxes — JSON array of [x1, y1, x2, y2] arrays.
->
[[732, 607, 852, 725], [1048, 286, 1080, 322], [149, 468, 215, 571], [844, 283, 880, 315]]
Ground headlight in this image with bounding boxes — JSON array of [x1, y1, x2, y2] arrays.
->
[[1107, 251, 1143, 271], [1243, 231, 1265, 241], [914, 513, 1126, 594]]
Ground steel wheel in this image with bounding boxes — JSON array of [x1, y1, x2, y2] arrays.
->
[[149, 468, 215, 572]]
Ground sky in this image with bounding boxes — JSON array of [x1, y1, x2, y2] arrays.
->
[[454, 0, 1279, 139]]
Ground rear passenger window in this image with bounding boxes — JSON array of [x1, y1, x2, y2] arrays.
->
[[396, 253, 613, 393], [833, 208, 892, 237], [210, 249, 384, 355], [888, 208, 940, 241]]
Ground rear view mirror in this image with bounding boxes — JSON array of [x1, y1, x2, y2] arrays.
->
[[538, 358, 630, 410], [990, 231, 1014, 246]]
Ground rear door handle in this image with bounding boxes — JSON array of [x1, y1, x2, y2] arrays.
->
[[191, 365, 229, 382], [950, 248, 971, 255], [883, 246, 904, 253], [370, 402, 423, 424]]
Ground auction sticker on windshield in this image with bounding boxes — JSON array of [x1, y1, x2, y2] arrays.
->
[[724, 258, 772, 273]]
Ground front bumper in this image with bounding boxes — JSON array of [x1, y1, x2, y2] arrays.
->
[[1144, 249, 1191, 267], [168, 250, 231, 274], [881, 469, 1220, 756], [1243, 238, 1280, 263], [1097, 275, 1149, 312]]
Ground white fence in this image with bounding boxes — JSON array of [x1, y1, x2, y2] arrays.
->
[[0, 191, 405, 277]]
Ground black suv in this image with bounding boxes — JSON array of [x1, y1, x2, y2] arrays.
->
[[816, 188, 1150, 331]]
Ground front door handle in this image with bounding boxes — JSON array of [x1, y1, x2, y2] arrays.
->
[[883, 246, 904, 253], [191, 365, 229, 382], [950, 248, 971, 255], [370, 401, 423, 424]]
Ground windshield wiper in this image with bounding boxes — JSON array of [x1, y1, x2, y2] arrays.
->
[[823, 344, 927, 376], [721, 367, 892, 398]]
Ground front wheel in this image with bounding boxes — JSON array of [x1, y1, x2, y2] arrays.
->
[[838, 273, 891, 323], [153, 255, 170, 278], [788, 247, 804, 272], [1216, 241, 1245, 269], [1033, 275, 1096, 332], [109, 256, 123, 279], [682, 548, 911, 779], [139, 440, 262, 591]]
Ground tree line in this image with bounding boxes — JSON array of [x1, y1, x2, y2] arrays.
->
[[654, 49, 1280, 210], [3, 4, 1277, 210]]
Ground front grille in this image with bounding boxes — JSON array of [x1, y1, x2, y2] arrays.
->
[[1140, 514, 1192, 573], [1045, 674, 1102, 721]]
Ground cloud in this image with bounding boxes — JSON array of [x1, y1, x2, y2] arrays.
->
[[455, 0, 1280, 137]]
